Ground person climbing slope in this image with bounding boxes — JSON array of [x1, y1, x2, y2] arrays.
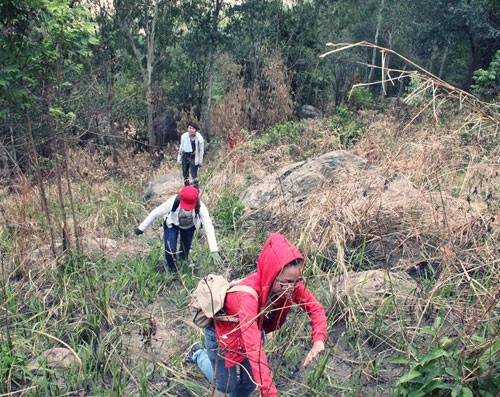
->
[[134, 185, 222, 271], [185, 233, 327, 396]]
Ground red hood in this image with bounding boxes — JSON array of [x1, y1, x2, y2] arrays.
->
[[256, 233, 304, 307]]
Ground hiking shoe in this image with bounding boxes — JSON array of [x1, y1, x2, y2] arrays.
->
[[184, 342, 203, 364]]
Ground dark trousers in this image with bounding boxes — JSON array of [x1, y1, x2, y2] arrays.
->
[[182, 153, 199, 187], [163, 221, 195, 271]]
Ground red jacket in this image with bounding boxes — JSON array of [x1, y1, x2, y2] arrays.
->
[[214, 233, 327, 397]]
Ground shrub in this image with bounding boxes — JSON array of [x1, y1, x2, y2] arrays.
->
[[348, 86, 375, 110], [471, 50, 500, 103], [251, 121, 302, 154], [393, 317, 500, 397], [328, 105, 366, 147]]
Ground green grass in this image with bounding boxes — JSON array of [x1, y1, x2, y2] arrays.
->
[[3, 107, 500, 395]]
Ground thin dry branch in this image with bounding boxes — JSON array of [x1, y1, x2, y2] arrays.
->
[[321, 41, 500, 127]]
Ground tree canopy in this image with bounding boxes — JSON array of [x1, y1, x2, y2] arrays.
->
[[1, 0, 499, 160]]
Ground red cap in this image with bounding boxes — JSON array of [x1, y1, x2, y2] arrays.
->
[[179, 185, 199, 210]]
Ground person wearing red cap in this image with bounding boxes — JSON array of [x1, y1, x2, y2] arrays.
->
[[134, 186, 222, 271], [185, 233, 327, 396]]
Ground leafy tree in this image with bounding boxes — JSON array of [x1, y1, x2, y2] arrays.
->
[[448, 0, 500, 89], [224, 0, 286, 82], [0, 0, 97, 253], [472, 49, 500, 102], [177, 0, 227, 140], [114, 0, 182, 148], [398, 0, 500, 89]]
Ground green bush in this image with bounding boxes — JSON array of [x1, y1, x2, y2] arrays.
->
[[251, 121, 303, 154], [404, 76, 432, 107], [471, 50, 500, 102], [349, 86, 376, 110], [393, 317, 500, 397], [328, 105, 366, 148]]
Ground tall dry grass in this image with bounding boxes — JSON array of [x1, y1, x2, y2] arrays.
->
[[1, 42, 500, 395]]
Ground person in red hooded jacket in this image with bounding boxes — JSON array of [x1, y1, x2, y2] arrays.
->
[[185, 233, 327, 396]]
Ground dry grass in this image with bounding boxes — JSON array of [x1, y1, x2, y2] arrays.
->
[[2, 43, 500, 395], [210, 51, 294, 140]]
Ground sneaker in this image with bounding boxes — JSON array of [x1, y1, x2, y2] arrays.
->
[[184, 342, 203, 364]]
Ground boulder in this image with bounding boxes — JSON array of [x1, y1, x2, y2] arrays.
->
[[239, 150, 485, 270], [332, 269, 421, 315], [240, 150, 370, 215], [331, 270, 424, 342], [142, 173, 183, 204], [28, 347, 80, 370], [297, 104, 323, 120]]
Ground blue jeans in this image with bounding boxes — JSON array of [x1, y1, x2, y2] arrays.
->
[[163, 222, 195, 271], [193, 325, 256, 397]]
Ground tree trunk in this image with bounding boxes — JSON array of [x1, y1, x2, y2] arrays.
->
[[45, 81, 70, 251], [204, 51, 215, 142], [368, 0, 385, 85], [24, 110, 56, 256], [126, 1, 159, 148], [438, 43, 449, 79], [203, 0, 223, 142]]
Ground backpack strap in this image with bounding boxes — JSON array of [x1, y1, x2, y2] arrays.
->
[[172, 193, 200, 216], [215, 285, 258, 323], [227, 285, 258, 301], [171, 194, 181, 212]]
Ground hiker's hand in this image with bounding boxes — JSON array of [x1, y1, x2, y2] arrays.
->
[[303, 340, 325, 367], [134, 227, 144, 235], [211, 251, 223, 266]]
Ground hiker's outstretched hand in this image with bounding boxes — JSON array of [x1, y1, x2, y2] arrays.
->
[[303, 340, 325, 367], [211, 251, 223, 266], [134, 227, 144, 235]]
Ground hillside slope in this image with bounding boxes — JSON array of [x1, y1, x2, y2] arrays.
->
[[1, 103, 500, 396]]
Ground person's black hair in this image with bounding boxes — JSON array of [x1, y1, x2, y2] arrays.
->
[[187, 121, 199, 130], [284, 258, 304, 269]]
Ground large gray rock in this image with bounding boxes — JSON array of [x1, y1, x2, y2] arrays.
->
[[332, 269, 421, 315], [142, 172, 183, 204], [240, 150, 371, 216], [331, 269, 424, 344], [239, 150, 483, 270], [297, 104, 323, 120]]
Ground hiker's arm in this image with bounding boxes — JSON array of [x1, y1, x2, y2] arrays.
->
[[198, 203, 218, 252], [237, 293, 278, 397], [294, 285, 328, 360], [196, 133, 204, 165], [303, 340, 325, 367], [137, 197, 175, 232]]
